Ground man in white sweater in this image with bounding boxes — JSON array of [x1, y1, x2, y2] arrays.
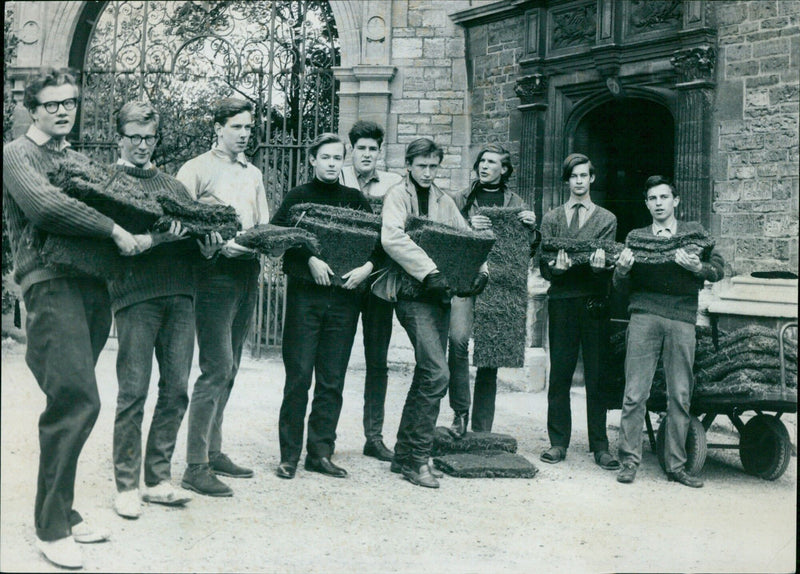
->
[[176, 98, 269, 497]]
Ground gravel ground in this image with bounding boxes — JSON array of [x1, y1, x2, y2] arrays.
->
[[1, 322, 796, 573]]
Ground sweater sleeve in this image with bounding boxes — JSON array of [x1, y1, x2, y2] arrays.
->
[[2, 144, 115, 238], [381, 185, 437, 281], [254, 171, 270, 226], [175, 159, 202, 201]]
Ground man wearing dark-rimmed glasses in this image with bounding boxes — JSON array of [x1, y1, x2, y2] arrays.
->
[[3, 68, 142, 570]]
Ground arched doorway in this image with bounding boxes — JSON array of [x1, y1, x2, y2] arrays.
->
[[572, 98, 675, 242]]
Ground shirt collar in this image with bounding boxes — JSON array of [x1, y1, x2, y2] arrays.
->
[[652, 220, 678, 236], [26, 125, 71, 152], [565, 196, 594, 211], [211, 146, 248, 166], [116, 157, 153, 170], [357, 169, 381, 186]]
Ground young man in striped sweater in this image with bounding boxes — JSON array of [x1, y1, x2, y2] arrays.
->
[[614, 176, 724, 487], [108, 100, 198, 519], [539, 153, 620, 471], [3, 68, 141, 570]]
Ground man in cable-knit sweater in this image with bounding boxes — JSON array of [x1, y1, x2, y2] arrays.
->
[[614, 176, 724, 488], [538, 153, 620, 471], [107, 101, 199, 519], [2, 68, 141, 569]]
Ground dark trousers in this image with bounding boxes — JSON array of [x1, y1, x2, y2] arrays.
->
[[361, 291, 394, 442], [23, 277, 111, 541], [394, 299, 451, 467], [113, 295, 194, 491], [279, 281, 361, 462], [447, 295, 499, 431], [186, 258, 258, 464], [547, 296, 610, 452]]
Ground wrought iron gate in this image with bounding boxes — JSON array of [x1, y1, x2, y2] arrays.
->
[[77, 0, 340, 352]]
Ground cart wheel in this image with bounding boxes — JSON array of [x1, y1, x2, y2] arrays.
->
[[739, 415, 791, 481], [656, 415, 707, 475]]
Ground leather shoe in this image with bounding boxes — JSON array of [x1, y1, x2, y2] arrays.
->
[[594, 450, 621, 471], [276, 461, 297, 479], [667, 469, 704, 488], [617, 462, 637, 484], [540, 446, 567, 464], [402, 463, 440, 488], [390, 458, 404, 474], [448, 412, 468, 439], [428, 457, 444, 478], [363, 440, 394, 462], [305, 456, 348, 478]]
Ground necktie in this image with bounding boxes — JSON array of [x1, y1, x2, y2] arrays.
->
[[657, 228, 672, 237], [569, 203, 582, 234]]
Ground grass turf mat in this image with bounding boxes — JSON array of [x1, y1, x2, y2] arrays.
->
[[540, 237, 623, 267], [625, 227, 715, 263], [695, 368, 798, 397], [41, 235, 125, 279], [405, 216, 495, 293], [235, 224, 320, 257], [154, 196, 241, 240], [431, 427, 517, 455], [48, 156, 164, 233], [284, 214, 379, 286], [472, 207, 530, 368], [432, 452, 538, 478], [288, 203, 381, 232]]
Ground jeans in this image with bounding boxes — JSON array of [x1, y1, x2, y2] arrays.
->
[[362, 291, 394, 442], [113, 295, 194, 491], [447, 295, 498, 431], [394, 299, 451, 466], [279, 281, 361, 462], [186, 258, 258, 464], [546, 296, 610, 452], [23, 277, 111, 541], [618, 312, 696, 472]]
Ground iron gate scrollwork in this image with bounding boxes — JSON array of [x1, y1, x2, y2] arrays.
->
[[78, 0, 340, 351]]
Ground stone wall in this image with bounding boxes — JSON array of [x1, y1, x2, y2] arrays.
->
[[713, 0, 800, 275], [386, 0, 477, 192], [464, 14, 525, 195]]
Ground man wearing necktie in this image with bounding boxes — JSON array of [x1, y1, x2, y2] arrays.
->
[[538, 153, 620, 470]]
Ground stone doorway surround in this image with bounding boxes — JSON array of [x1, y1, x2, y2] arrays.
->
[[451, 0, 718, 230]]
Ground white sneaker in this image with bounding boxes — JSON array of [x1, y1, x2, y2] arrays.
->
[[36, 536, 83, 569], [72, 520, 111, 543], [142, 482, 193, 506], [113, 489, 142, 519]]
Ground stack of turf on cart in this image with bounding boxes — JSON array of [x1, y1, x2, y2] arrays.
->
[[694, 325, 798, 397], [471, 206, 535, 369], [42, 154, 240, 278]]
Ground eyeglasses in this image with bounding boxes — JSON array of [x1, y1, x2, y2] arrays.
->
[[38, 98, 78, 114], [122, 134, 159, 146]]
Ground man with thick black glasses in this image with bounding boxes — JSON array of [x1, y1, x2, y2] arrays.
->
[[3, 68, 141, 569]]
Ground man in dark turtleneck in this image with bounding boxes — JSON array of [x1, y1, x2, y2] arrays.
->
[[271, 133, 377, 480], [108, 100, 197, 519], [445, 144, 536, 438]]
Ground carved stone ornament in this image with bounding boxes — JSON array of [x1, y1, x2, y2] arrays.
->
[[19, 20, 41, 45], [628, 0, 682, 34], [515, 73, 548, 105], [671, 45, 716, 83], [366, 16, 386, 43], [551, 3, 597, 50]]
